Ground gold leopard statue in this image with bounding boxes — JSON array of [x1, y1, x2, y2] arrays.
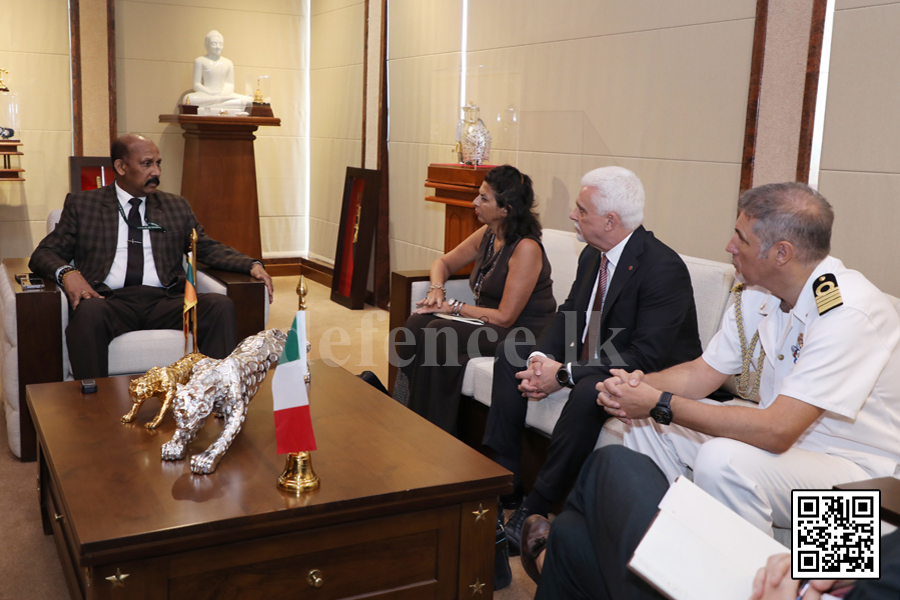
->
[[122, 353, 206, 429]]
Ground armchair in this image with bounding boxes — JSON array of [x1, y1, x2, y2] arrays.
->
[[0, 213, 269, 461]]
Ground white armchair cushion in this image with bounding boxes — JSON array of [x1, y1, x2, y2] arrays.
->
[[680, 255, 735, 350], [107, 330, 194, 377], [0, 263, 21, 456], [541, 229, 585, 304]]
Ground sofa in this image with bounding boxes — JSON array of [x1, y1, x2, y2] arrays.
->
[[389, 228, 900, 545], [0, 211, 270, 460], [390, 228, 738, 446]]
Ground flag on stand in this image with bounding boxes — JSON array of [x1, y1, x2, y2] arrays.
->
[[272, 311, 317, 453], [183, 261, 198, 337]]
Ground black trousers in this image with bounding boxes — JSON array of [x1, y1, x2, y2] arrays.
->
[[483, 335, 612, 503], [66, 285, 238, 379], [538, 445, 900, 600], [537, 445, 666, 600]]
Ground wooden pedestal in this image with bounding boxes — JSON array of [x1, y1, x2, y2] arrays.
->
[[0, 140, 24, 181], [424, 164, 493, 273], [159, 114, 280, 260]]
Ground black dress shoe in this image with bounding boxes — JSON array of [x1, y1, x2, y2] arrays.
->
[[520, 514, 551, 584], [505, 504, 531, 556]]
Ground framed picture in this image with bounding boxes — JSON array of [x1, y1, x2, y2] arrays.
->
[[69, 156, 115, 193], [331, 167, 382, 310]]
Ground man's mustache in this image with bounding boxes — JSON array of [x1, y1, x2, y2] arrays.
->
[[146, 176, 160, 187]]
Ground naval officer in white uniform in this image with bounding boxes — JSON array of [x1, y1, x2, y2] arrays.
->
[[598, 181, 900, 536]]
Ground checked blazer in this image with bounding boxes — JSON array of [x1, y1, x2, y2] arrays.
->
[[30, 183, 256, 292]]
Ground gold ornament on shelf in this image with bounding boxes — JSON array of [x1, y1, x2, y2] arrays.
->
[[0, 68, 9, 92], [253, 80, 265, 104]]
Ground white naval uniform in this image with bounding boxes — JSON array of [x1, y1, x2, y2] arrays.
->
[[624, 256, 900, 536]]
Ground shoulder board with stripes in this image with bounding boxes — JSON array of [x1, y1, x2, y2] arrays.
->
[[813, 273, 843, 315]]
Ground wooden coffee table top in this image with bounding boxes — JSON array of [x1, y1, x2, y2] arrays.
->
[[28, 360, 511, 566]]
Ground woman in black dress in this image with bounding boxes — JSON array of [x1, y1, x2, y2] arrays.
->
[[393, 165, 556, 433]]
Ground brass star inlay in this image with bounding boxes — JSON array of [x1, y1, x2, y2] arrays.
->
[[472, 503, 489, 522], [470, 578, 486, 595], [105, 568, 130, 588]]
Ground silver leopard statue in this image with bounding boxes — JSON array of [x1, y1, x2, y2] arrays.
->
[[161, 329, 287, 474]]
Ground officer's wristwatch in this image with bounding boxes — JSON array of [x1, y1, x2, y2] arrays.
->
[[556, 365, 574, 389], [650, 391, 674, 425]]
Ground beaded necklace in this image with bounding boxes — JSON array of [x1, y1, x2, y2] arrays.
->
[[473, 232, 504, 305]]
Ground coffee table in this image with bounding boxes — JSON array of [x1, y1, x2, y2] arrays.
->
[[28, 360, 511, 600]]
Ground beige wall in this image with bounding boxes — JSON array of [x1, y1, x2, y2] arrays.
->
[[387, 0, 757, 273], [816, 0, 900, 295], [0, 0, 72, 259], [308, 0, 364, 264], [114, 0, 308, 259]]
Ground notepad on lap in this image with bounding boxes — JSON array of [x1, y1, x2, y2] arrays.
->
[[434, 312, 485, 326], [628, 476, 786, 600]]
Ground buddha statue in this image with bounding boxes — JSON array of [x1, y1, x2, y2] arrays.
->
[[182, 31, 252, 109]]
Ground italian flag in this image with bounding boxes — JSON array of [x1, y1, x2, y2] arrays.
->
[[272, 312, 317, 453]]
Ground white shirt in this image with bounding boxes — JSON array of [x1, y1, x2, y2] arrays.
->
[[579, 231, 633, 351], [104, 181, 163, 289], [532, 231, 635, 372], [703, 256, 900, 477]]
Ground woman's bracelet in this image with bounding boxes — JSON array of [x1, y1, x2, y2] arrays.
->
[[428, 283, 446, 294], [452, 300, 464, 316]]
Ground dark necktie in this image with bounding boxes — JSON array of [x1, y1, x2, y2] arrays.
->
[[124, 198, 144, 287], [580, 254, 609, 362]]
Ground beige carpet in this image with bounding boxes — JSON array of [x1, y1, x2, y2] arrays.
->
[[0, 276, 536, 599]]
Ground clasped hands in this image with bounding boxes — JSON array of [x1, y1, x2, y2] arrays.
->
[[516, 355, 562, 399], [596, 368, 660, 424]]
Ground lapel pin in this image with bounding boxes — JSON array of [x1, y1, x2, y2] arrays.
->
[[628, 266, 633, 270]]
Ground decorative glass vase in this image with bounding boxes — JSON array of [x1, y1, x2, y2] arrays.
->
[[455, 103, 492, 165]]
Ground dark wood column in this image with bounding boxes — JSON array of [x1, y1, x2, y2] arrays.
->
[[159, 114, 280, 260]]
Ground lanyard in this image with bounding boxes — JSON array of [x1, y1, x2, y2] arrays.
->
[[117, 200, 167, 232]]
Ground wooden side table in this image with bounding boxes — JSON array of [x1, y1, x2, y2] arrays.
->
[[425, 164, 494, 273], [159, 114, 280, 260]]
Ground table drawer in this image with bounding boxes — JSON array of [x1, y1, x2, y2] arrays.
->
[[165, 505, 460, 600]]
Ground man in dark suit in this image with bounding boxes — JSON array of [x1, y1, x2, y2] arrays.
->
[[524, 445, 900, 600], [30, 133, 274, 380], [483, 166, 701, 553]]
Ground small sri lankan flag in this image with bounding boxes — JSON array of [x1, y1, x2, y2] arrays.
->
[[183, 262, 198, 335]]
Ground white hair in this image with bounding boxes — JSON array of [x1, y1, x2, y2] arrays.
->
[[580, 166, 645, 231]]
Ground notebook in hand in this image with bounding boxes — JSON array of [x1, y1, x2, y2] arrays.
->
[[628, 476, 786, 600]]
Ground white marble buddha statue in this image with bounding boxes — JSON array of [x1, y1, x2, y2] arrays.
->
[[183, 31, 252, 109]]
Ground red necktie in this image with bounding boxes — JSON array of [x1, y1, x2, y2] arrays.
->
[[580, 254, 609, 362]]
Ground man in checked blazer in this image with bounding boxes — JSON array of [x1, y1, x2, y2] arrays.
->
[[30, 133, 274, 380], [484, 166, 702, 555]]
